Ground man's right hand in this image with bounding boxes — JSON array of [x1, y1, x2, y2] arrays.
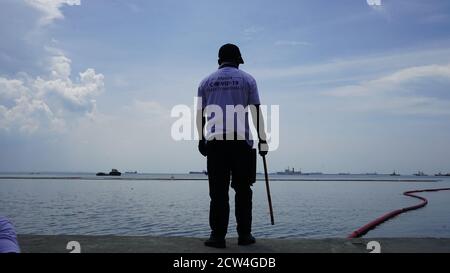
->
[[198, 140, 208, 157], [258, 140, 268, 157]]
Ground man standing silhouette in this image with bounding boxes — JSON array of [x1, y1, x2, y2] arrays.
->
[[196, 43, 267, 248]]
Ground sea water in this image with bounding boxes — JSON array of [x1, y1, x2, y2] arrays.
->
[[0, 173, 449, 238]]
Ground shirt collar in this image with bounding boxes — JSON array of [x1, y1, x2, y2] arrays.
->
[[219, 62, 239, 69]]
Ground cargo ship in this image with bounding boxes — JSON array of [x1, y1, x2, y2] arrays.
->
[[276, 167, 302, 175]]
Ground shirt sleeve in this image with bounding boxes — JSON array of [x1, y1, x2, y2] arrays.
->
[[248, 76, 260, 105], [0, 217, 20, 253], [197, 80, 207, 109]]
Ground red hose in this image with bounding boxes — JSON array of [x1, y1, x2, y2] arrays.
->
[[348, 187, 450, 238]]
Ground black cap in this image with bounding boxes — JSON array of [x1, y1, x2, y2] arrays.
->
[[218, 43, 244, 64]]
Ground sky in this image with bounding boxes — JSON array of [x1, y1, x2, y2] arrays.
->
[[1, 0, 450, 174]]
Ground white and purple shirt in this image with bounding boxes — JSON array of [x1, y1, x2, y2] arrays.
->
[[198, 66, 260, 145]]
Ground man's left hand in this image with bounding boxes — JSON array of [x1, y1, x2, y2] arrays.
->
[[258, 140, 268, 157]]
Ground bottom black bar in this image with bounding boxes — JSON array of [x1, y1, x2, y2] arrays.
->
[[1, 252, 448, 272]]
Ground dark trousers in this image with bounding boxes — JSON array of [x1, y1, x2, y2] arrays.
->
[[206, 140, 256, 238]]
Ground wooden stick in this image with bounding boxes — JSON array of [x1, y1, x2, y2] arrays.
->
[[262, 155, 275, 225]]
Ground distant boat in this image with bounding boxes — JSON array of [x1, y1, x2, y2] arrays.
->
[[414, 171, 427, 176], [276, 167, 302, 175], [435, 172, 450, 177], [125, 171, 138, 174], [390, 171, 400, 176], [338, 172, 350, 175], [96, 169, 121, 176], [189, 170, 208, 175], [109, 169, 121, 176]]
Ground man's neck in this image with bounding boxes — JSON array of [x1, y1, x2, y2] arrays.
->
[[219, 62, 239, 69]]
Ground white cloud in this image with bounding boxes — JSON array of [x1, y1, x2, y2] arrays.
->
[[327, 64, 450, 97], [24, 0, 81, 25], [0, 0, 105, 134], [0, 53, 104, 134], [380, 64, 450, 84], [253, 47, 450, 82], [325, 63, 450, 116]]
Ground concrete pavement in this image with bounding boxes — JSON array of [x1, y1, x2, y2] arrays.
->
[[17, 235, 450, 253]]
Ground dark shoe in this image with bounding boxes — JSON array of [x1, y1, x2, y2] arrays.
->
[[238, 234, 256, 246], [204, 236, 226, 248]]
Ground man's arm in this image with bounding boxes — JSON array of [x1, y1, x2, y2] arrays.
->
[[250, 104, 268, 156]]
